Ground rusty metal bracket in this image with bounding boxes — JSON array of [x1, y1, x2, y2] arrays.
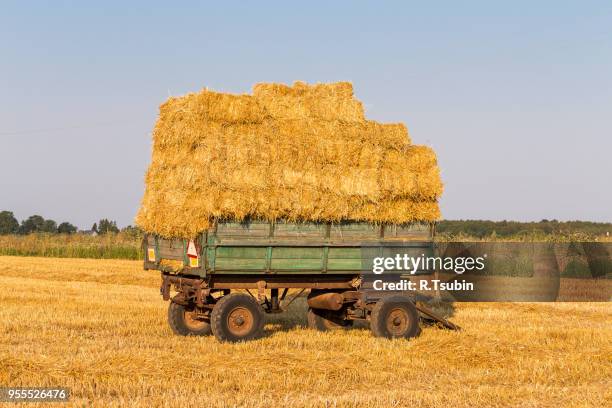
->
[[161, 275, 171, 301], [257, 280, 266, 301], [195, 283, 204, 307], [161, 273, 211, 306]]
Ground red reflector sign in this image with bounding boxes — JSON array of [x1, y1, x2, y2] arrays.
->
[[187, 241, 199, 267], [187, 241, 198, 258]]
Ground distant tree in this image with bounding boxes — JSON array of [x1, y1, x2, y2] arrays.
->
[[540, 222, 553, 234], [97, 219, 119, 234], [41, 219, 58, 233], [57, 222, 77, 234], [121, 225, 143, 239], [19, 215, 45, 234], [91, 223, 98, 234], [0, 211, 19, 234]]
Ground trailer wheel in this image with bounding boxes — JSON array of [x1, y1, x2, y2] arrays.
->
[[307, 308, 353, 331], [370, 296, 420, 339], [211, 293, 264, 342], [167, 302, 212, 336]]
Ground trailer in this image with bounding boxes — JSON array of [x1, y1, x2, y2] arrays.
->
[[144, 220, 458, 342]]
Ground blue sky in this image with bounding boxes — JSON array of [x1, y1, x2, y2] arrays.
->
[[1, 1, 611, 228]]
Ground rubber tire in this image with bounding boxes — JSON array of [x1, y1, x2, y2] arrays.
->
[[370, 295, 421, 339], [307, 308, 353, 331], [210, 293, 265, 343], [167, 302, 212, 336]]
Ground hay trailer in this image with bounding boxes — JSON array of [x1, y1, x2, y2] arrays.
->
[[144, 221, 457, 342]]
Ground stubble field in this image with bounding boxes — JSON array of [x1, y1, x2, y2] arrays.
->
[[0, 256, 610, 407]]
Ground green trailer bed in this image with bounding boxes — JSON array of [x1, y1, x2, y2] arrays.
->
[[144, 220, 434, 276]]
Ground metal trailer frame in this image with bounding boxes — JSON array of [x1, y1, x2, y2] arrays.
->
[[144, 220, 458, 342]]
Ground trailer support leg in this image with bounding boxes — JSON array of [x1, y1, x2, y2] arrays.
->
[[280, 288, 288, 302], [271, 288, 280, 312], [415, 303, 461, 331]]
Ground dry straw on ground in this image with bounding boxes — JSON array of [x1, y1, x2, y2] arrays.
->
[[137, 81, 443, 237], [1, 256, 610, 407]]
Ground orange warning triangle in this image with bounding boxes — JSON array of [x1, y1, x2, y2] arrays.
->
[[187, 241, 198, 258]]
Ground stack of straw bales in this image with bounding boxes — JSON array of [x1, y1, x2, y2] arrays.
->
[[136, 82, 443, 238]]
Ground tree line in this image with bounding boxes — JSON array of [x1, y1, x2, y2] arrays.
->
[[1, 210, 610, 238], [0, 211, 139, 235], [436, 219, 612, 238]]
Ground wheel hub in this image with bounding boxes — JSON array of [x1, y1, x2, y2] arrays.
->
[[386, 308, 409, 335], [227, 307, 254, 336]]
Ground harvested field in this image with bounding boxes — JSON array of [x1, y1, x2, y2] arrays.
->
[[1, 256, 610, 407]]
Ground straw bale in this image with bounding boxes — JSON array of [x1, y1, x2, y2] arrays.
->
[[352, 200, 442, 224], [253, 81, 365, 122], [136, 82, 443, 238]]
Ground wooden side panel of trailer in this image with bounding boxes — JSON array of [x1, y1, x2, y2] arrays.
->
[[144, 221, 434, 277]]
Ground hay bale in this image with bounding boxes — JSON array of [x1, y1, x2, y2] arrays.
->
[[136, 82, 443, 238], [253, 81, 365, 122]]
